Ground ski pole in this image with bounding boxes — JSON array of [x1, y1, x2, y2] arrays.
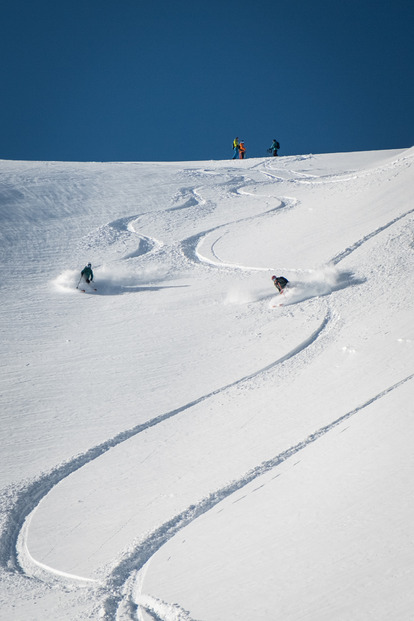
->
[[76, 275, 82, 289]]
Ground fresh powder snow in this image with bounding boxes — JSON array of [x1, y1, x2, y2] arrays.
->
[[1, 148, 414, 620]]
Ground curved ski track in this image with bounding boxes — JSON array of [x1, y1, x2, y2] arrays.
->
[[2, 155, 413, 621], [180, 196, 298, 272], [107, 373, 414, 621], [6, 308, 332, 578]]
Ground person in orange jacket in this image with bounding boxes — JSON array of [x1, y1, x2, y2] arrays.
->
[[239, 140, 246, 159]]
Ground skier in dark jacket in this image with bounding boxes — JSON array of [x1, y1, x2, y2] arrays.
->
[[272, 275, 288, 293], [81, 263, 94, 284], [269, 139, 280, 156]]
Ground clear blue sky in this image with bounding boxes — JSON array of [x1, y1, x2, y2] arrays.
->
[[1, 0, 413, 162]]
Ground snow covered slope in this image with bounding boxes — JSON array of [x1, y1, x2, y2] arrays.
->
[[1, 148, 413, 620]]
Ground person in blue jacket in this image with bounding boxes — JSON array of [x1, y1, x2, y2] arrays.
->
[[269, 139, 280, 156]]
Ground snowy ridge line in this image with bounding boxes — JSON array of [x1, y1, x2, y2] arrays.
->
[[258, 154, 313, 175], [0, 312, 331, 580], [102, 372, 414, 620], [260, 148, 413, 185], [331, 206, 414, 264], [181, 196, 298, 271]]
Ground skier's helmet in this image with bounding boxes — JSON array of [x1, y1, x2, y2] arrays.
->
[[88, 263, 92, 267], [271, 275, 277, 281]]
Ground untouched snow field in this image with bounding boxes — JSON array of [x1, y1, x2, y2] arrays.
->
[[1, 148, 414, 620]]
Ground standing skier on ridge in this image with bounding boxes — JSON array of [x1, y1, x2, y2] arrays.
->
[[268, 139, 280, 156], [239, 140, 246, 159], [232, 137, 240, 159]]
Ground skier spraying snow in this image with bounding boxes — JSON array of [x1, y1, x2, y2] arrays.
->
[[272, 275, 289, 293], [80, 263, 94, 284], [77, 263, 97, 292]]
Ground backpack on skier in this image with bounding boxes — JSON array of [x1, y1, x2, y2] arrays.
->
[[272, 275, 289, 293]]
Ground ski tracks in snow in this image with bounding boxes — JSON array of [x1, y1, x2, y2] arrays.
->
[[180, 195, 298, 272], [331, 206, 414, 265], [6, 367, 413, 619], [80, 215, 162, 264], [3, 153, 414, 620], [112, 373, 414, 621], [98, 154, 414, 618], [6, 305, 332, 578]]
